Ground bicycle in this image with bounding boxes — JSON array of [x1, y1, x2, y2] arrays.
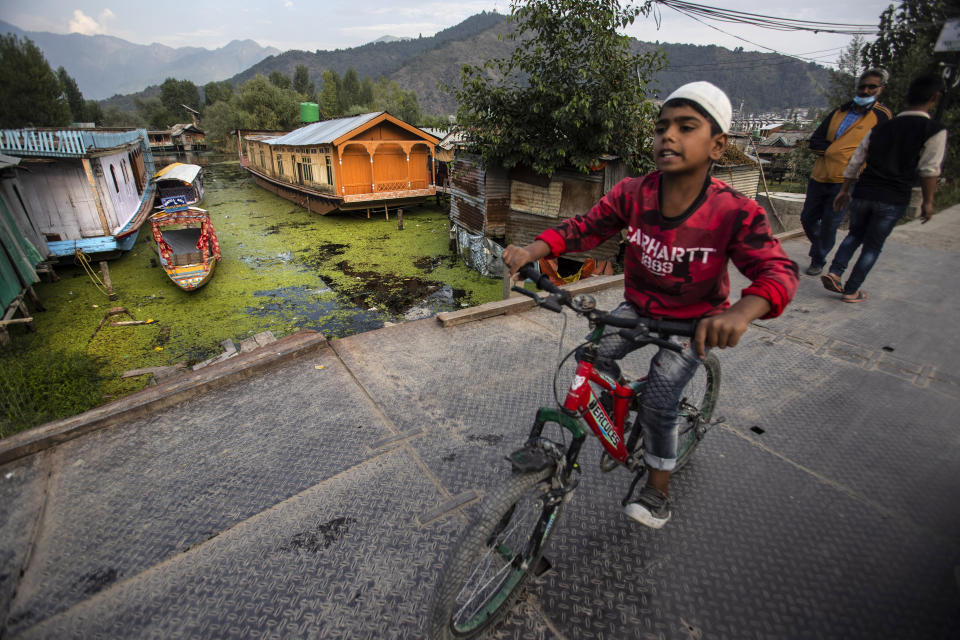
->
[[429, 264, 721, 639]]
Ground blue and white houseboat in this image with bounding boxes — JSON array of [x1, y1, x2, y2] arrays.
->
[[0, 128, 157, 258]]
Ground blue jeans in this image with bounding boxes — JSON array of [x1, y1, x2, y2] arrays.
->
[[800, 179, 848, 268], [579, 301, 704, 472], [828, 199, 906, 295]]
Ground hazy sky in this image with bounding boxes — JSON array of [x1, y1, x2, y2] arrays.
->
[[1, 0, 895, 68]]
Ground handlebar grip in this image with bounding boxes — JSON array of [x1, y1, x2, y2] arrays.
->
[[646, 318, 699, 337], [516, 263, 565, 296]]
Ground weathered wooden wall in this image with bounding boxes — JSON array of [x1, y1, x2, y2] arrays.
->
[[15, 161, 100, 240], [96, 151, 142, 230]]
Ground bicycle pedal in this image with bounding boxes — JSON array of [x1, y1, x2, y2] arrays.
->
[[507, 446, 553, 473], [534, 556, 552, 577]]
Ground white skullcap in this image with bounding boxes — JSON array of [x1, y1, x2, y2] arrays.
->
[[663, 81, 732, 134]]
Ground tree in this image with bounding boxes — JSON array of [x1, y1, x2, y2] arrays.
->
[[293, 64, 314, 97], [0, 35, 71, 127], [159, 78, 201, 122], [134, 96, 172, 129], [823, 35, 866, 107], [204, 80, 234, 106], [56, 66, 85, 122], [340, 67, 361, 111], [320, 70, 340, 118], [861, 0, 957, 203], [450, 0, 664, 175], [269, 70, 292, 90]]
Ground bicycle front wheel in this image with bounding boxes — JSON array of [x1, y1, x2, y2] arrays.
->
[[429, 467, 562, 639], [675, 352, 721, 470]]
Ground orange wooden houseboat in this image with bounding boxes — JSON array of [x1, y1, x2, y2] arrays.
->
[[238, 112, 439, 215]]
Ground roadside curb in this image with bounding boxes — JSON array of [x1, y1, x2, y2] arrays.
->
[[0, 330, 328, 466]]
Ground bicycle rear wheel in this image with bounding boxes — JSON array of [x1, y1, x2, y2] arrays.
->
[[674, 352, 721, 470], [429, 467, 562, 639]]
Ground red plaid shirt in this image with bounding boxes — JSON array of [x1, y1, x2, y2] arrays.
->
[[537, 172, 798, 319]]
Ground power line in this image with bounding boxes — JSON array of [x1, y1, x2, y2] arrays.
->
[[654, 1, 878, 35]]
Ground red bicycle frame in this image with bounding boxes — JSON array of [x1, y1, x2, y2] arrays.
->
[[562, 358, 639, 464]]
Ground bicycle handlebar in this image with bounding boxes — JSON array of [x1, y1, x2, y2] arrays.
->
[[510, 263, 699, 346]]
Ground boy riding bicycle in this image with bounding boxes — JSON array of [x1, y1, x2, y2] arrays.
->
[[502, 82, 798, 529]]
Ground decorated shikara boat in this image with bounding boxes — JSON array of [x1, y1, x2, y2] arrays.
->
[[149, 197, 220, 291]]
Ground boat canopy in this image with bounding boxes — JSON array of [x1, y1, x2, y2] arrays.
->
[[153, 162, 201, 185]]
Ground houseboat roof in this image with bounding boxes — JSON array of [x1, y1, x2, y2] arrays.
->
[[265, 112, 383, 146], [153, 163, 202, 184], [263, 112, 439, 147], [0, 128, 148, 159]]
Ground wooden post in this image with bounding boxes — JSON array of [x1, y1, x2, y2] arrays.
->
[[384, 204, 389, 221], [502, 269, 512, 300], [81, 157, 111, 236], [397, 209, 403, 230], [366, 208, 370, 219], [99, 261, 118, 300]]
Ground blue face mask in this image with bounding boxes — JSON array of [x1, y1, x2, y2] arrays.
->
[[852, 95, 876, 106]]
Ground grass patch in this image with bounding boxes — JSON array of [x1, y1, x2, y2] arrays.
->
[[0, 346, 106, 437]]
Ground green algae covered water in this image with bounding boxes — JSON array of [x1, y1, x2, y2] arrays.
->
[[0, 154, 502, 434]]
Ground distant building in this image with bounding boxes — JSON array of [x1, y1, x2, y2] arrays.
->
[[0, 127, 156, 258], [148, 124, 206, 152]]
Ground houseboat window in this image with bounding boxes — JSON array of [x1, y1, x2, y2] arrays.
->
[[302, 159, 313, 182], [259, 149, 265, 167], [278, 157, 284, 176], [110, 165, 119, 192], [121, 160, 130, 183], [325, 156, 333, 184]]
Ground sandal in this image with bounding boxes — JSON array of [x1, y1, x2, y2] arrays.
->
[[820, 273, 843, 293], [842, 291, 867, 303]]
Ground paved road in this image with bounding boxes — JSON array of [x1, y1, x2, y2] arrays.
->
[[2, 206, 959, 639]]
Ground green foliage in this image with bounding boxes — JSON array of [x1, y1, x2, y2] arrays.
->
[[202, 75, 303, 146], [293, 64, 314, 96], [862, 0, 958, 206], [450, 0, 664, 175], [372, 77, 421, 123], [0, 347, 105, 437], [134, 96, 171, 129], [269, 70, 292, 90], [320, 70, 340, 117], [0, 34, 72, 127], [101, 105, 141, 127], [57, 66, 85, 122], [204, 80, 234, 106], [340, 68, 362, 111], [824, 36, 867, 107], [785, 143, 815, 182], [160, 77, 201, 115]]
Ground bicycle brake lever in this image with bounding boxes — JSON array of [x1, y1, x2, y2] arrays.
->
[[541, 295, 564, 312]]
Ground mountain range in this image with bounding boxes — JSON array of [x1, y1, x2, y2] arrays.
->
[[0, 20, 279, 99], [3, 13, 832, 114]]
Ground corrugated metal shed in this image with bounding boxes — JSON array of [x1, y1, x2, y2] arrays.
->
[[712, 164, 760, 199], [265, 113, 382, 146]]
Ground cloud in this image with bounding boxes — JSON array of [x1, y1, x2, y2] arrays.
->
[[68, 10, 101, 35], [67, 8, 117, 35], [284, 1, 293, 7]]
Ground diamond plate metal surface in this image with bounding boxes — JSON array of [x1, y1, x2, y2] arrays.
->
[[4, 350, 394, 636], [16, 449, 457, 640], [0, 454, 48, 627]]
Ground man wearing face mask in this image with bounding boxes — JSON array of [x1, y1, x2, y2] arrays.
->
[[800, 68, 892, 276]]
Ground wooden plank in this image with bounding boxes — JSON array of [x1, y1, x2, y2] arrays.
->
[[436, 296, 537, 327], [81, 157, 111, 236], [0, 317, 34, 326], [437, 274, 626, 328]]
